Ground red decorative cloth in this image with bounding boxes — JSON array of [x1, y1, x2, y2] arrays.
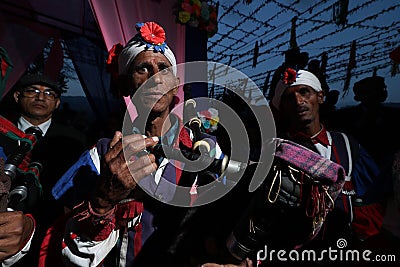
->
[[178, 127, 193, 149], [352, 202, 386, 240], [311, 127, 330, 147]]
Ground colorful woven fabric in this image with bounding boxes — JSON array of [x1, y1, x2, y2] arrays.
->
[[273, 138, 345, 185], [268, 138, 347, 248]]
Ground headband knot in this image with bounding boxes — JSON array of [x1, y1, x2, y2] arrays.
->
[[106, 43, 123, 81]]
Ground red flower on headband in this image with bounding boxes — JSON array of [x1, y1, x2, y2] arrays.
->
[[283, 68, 297, 85], [139, 22, 166, 45]]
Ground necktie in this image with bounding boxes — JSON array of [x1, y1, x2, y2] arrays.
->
[[25, 126, 43, 140]]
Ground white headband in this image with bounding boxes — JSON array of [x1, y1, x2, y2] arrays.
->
[[118, 22, 177, 76], [271, 69, 322, 110]]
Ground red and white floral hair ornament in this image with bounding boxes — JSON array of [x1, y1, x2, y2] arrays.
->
[[108, 22, 177, 77], [271, 68, 322, 110]]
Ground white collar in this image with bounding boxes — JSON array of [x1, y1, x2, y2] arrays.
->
[[17, 116, 52, 135], [314, 131, 332, 160]]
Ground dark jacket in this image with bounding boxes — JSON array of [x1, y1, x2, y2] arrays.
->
[[14, 121, 87, 266]]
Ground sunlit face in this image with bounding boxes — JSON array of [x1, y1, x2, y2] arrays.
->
[[129, 51, 179, 115], [280, 84, 324, 127], [14, 84, 60, 123]]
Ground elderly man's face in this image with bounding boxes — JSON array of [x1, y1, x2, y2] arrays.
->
[[280, 84, 324, 127], [130, 51, 179, 114]]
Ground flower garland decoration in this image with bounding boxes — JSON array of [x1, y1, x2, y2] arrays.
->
[[197, 107, 219, 133], [176, 0, 218, 38], [283, 68, 297, 85]]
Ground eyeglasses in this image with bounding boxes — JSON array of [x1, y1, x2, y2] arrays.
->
[[21, 88, 59, 100]]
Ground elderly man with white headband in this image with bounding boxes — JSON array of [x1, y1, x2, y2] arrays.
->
[[43, 21, 225, 266], [205, 68, 384, 267]]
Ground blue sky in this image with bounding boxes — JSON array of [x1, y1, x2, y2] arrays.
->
[[206, 0, 400, 108]]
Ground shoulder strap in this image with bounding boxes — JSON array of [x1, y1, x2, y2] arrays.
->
[[340, 132, 353, 179], [329, 131, 349, 174], [330, 131, 360, 180]]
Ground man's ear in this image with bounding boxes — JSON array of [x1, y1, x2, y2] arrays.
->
[[55, 98, 61, 109], [317, 91, 324, 104], [13, 91, 20, 103]]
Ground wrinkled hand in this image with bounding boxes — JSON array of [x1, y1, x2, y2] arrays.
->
[[0, 211, 34, 261], [202, 258, 253, 267], [92, 131, 158, 213]]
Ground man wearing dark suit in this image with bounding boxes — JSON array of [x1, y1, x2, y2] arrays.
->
[[10, 72, 86, 266]]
